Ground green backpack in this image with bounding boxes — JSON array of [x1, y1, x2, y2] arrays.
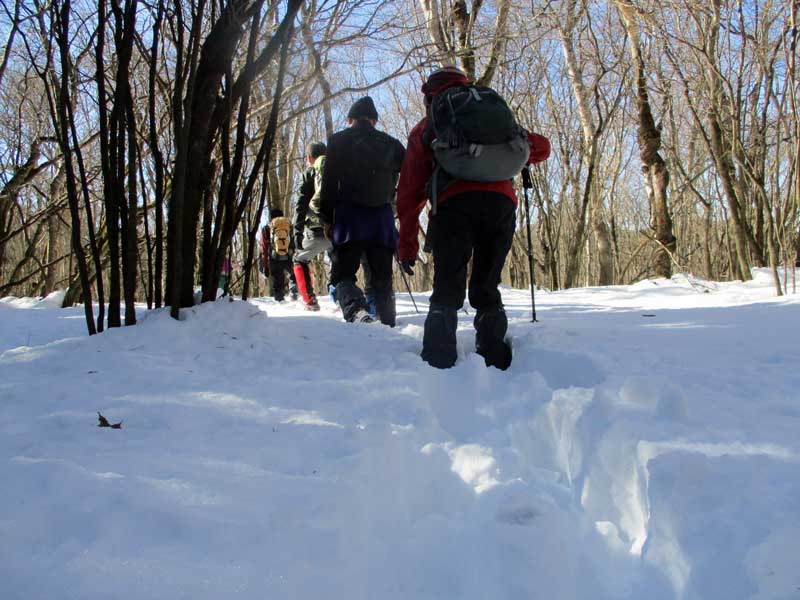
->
[[428, 85, 529, 182]]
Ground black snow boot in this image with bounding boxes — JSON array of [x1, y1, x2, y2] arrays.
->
[[421, 303, 459, 369], [474, 306, 512, 370], [336, 279, 369, 323], [375, 291, 396, 328]]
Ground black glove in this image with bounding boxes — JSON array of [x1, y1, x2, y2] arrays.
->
[[399, 258, 415, 276], [295, 236, 304, 251]]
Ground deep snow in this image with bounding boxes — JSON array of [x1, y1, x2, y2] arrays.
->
[[1, 269, 799, 599]]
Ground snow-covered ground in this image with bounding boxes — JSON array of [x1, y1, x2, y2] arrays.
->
[[1, 269, 799, 599]]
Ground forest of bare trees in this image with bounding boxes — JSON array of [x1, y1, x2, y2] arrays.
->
[[0, 0, 797, 334]]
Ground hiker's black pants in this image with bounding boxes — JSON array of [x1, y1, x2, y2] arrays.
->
[[330, 242, 395, 326], [422, 191, 515, 369], [429, 191, 515, 311], [269, 255, 297, 301]]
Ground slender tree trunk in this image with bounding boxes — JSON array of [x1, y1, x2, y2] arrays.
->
[[564, 138, 597, 288], [476, 0, 510, 87], [52, 0, 95, 334], [139, 158, 154, 309], [123, 100, 138, 325], [615, 0, 676, 278], [43, 171, 64, 295], [593, 214, 614, 285], [0, 0, 22, 90], [96, 0, 121, 327], [703, 203, 714, 280], [708, 114, 752, 280], [66, 73, 105, 332], [790, 3, 800, 269], [531, 167, 559, 289], [242, 158, 271, 301], [419, 0, 454, 64], [301, 5, 334, 137], [147, 0, 165, 308], [706, 1, 753, 280], [558, 9, 613, 285]]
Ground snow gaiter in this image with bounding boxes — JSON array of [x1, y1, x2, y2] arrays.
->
[[375, 291, 395, 327], [421, 303, 458, 368], [293, 263, 315, 304], [474, 306, 511, 370]]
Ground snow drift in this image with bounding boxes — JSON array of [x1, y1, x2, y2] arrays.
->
[[1, 270, 799, 599]]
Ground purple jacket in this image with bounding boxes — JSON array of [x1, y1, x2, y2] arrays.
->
[[331, 202, 398, 249]]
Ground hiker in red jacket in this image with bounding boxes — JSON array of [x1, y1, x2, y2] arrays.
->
[[396, 66, 551, 370]]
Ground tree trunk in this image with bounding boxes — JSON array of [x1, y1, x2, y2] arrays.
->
[[705, 1, 753, 280], [708, 113, 753, 280], [96, 0, 121, 327], [44, 205, 62, 295], [614, 0, 676, 279], [558, 7, 613, 286], [52, 0, 95, 334], [170, 2, 251, 314], [147, 0, 165, 308], [242, 157, 271, 301], [593, 214, 614, 285], [301, 5, 334, 137], [0, 139, 43, 276], [419, 0, 454, 64], [703, 203, 714, 280], [169, 0, 302, 316], [564, 138, 596, 288]]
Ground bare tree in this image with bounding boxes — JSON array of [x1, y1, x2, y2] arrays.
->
[[556, 1, 618, 286], [167, 0, 303, 317], [614, 0, 675, 278]]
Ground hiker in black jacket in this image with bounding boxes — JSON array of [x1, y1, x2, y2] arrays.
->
[[319, 96, 405, 325], [292, 142, 330, 311]]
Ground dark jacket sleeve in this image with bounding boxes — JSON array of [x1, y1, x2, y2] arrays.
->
[[391, 138, 406, 212], [319, 133, 342, 225], [293, 168, 315, 242], [396, 138, 406, 168]]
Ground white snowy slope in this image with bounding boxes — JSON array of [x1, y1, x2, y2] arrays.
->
[[1, 269, 799, 600]]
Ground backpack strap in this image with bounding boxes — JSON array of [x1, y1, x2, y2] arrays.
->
[[430, 166, 440, 216]]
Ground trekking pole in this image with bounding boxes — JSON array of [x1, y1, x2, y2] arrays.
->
[[521, 166, 538, 323], [396, 255, 420, 314]]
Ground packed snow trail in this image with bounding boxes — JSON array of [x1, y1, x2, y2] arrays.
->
[[1, 269, 799, 599]]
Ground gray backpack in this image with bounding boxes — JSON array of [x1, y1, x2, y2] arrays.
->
[[428, 86, 529, 183]]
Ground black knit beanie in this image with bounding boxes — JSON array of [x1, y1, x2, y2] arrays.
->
[[347, 96, 378, 121], [307, 141, 326, 159]]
